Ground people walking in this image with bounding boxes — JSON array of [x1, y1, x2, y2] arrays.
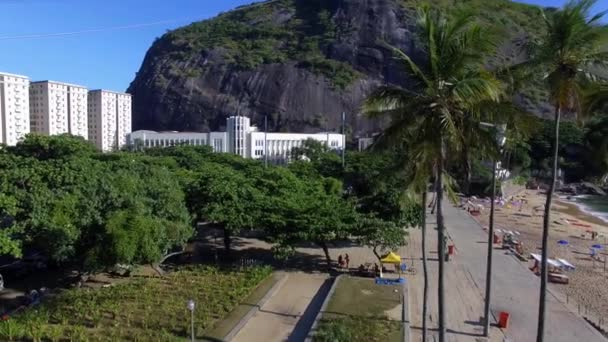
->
[[345, 253, 350, 269]]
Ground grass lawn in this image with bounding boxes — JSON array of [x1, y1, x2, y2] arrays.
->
[[0, 265, 272, 341], [315, 276, 403, 342]]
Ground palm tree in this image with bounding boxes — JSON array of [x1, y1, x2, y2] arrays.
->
[[363, 7, 502, 341], [515, 1, 608, 340]]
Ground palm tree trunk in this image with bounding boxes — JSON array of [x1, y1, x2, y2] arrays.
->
[[483, 157, 498, 336], [463, 145, 472, 195], [421, 191, 429, 342], [436, 143, 447, 342], [537, 106, 561, 342]]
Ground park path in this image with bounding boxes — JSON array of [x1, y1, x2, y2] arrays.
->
[[232, 272, 331, 342], [418, 202, 606, 342]]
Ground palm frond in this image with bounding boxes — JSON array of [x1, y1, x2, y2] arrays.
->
[[362, 86, 420, 115]]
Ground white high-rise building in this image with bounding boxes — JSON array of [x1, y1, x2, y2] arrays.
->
[[88, 90, 132, 152], [0, 72, 30, 146], [29, 81, 88, 138]]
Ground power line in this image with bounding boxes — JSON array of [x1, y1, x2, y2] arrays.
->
[[0, 18, 199, 41]]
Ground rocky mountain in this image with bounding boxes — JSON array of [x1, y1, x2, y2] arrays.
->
[[128, 0, 547, 138]]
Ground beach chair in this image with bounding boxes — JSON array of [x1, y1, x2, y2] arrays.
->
[[557, 258, 575, 271], [549, 272, 569, 284]]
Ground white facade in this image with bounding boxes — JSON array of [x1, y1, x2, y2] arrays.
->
[[358, 137, 374, 151], [0, 72, 30, 146], [29, 81, 88, 138], [227, 116, 251, 158], [116, 93, 132, 148], [127, 115, 344, 163], [88, 90, 132, 152], [127, 130, 228, 153], [249, 131, 343, 163]]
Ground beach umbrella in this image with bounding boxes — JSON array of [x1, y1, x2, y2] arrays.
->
[[592, 244, 603, 249], [557, 240, 569, 246]]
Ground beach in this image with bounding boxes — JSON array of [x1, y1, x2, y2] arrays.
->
[[467, 187, 608, 323]]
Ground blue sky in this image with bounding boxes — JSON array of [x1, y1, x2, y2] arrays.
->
[[0, 0, 605, 92]]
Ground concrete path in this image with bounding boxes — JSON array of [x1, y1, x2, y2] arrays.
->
[[405, 213, 506, 341], [232, 272, 331, 342], [441, 202, 605, 342]]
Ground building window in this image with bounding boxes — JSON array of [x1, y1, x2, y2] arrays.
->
[[213, 138, 223, 152]]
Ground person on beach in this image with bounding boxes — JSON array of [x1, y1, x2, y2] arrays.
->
[[345, 253, 350, 269], [337, 254, 344, 269]]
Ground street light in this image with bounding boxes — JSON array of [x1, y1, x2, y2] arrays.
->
[[481, 122, 507, 338], [187, 299, 195, 342]]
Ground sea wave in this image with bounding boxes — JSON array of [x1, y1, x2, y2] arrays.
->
[[561, 196, 608, 224]]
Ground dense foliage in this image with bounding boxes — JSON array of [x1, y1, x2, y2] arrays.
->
[[0, 135, 192, 270], [0, 135, 419, 272]]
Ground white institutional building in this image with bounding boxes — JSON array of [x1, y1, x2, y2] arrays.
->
[[0, 72, 30, 146], [29, 81, 89, 138], [127, 116, 344, 163], [88, 90, 132, 152]]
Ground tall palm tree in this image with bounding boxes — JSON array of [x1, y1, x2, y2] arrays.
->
[[363, 7, 502, 341], [516, 1, 608, 340]]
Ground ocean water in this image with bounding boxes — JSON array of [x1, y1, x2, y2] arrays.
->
[[570, 195, 608, 224]]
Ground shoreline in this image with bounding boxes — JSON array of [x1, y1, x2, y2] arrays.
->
[[555, 198, 608, 227]]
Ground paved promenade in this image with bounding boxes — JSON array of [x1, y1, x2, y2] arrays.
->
[[232, 273, 330, 342], [404, 213, 506, 341], [434, 202, 605, 342]]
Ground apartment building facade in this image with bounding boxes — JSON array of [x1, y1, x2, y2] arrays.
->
[[0, 72, 30, 146], [88, 90, 132, 152], [29, 81, 88, 138]]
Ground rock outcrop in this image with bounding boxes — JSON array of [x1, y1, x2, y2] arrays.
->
[[128, 0, 545, 136]]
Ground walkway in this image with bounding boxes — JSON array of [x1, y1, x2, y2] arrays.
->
[[426, 202, 606, 342], [232, 272, 331, 342], [404, 212, 506, 341]]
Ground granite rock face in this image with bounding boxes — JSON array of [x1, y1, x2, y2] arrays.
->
[[128, 0, 542, 136]]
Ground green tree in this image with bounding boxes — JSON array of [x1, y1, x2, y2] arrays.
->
[[363, 7, 502, 341], [7, 134, 96, 160], [582, 115, 608, 182], [263, 171, 358, 267], [354, 216, 407, 264], [0, 135, 192, 271], [186, 163, 263, 257], [517, 2, 608, 339]]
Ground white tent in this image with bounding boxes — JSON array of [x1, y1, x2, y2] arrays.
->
[[530, 253, 563, 268]]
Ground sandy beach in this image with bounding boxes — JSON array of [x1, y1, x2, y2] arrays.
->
[[467, 187, 608, 322]]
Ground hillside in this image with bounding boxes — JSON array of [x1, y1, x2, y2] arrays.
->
[[128, 0, 548, 137]]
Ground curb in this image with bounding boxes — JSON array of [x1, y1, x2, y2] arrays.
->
[[304, 274, 340, 342], [224, 272, 289, 341]]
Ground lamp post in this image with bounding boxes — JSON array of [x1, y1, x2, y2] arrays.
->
[[481, 122, 507, 337], [187, 299, 195, 342], [341, 111, 346, 168], [264, 115, 268, 168]]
